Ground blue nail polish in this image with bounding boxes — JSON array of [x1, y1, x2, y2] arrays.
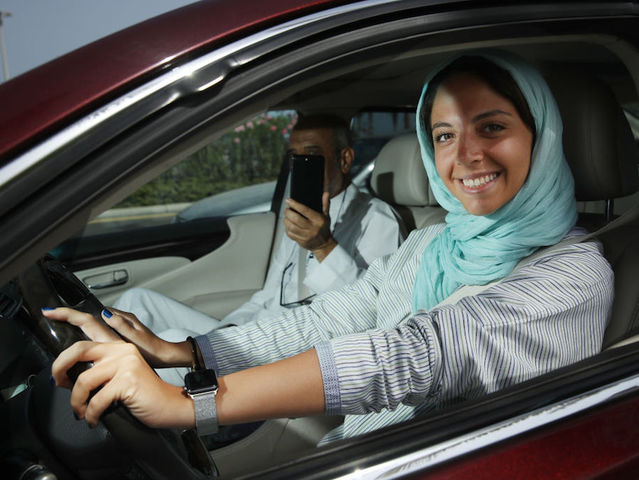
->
[[41, 307, 54, 311], [49, 376, 56, 386], [73, 412, 79, 421], [102, 308, 113, 318]]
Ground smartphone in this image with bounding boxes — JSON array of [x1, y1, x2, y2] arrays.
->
[[289, 153, 325, 214]]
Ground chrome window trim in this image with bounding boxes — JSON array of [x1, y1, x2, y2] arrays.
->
[[0, 0, 409, 190], [335, 373, 639, 479]]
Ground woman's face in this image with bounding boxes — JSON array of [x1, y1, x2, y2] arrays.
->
[[430, 73, 534, 215]]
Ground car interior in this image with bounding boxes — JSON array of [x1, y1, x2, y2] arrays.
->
[[3, 9, 639, 479]]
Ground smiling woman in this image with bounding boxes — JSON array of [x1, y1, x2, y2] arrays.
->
[[413, 52, 579, 312]]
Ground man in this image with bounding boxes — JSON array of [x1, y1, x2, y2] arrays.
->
[[114, 115, 405, 383]]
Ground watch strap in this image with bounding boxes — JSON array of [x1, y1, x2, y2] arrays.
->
[[186, 336, 202, 371], [192, 391, 218, 435]]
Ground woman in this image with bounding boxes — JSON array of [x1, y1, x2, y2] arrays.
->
[[48, 51, 614, 444]]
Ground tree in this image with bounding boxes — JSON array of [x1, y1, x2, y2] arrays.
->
[[117, 111, 297, 207]]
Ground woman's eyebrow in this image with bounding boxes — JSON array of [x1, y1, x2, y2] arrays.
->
[[431, 109, 513, 130], [472, 109, 512, 122], [431, 121, 452, 130]]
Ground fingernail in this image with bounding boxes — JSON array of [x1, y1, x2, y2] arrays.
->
[[49, 375, 56, 386], [102, 308, 113, 319], [73, 412, 79, 421], [41, 307, 54, 311]]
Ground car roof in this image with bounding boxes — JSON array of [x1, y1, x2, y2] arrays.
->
[[0, 0, 345, 163]]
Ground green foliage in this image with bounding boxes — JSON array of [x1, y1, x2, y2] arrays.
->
[[117, 111, 297, 207]]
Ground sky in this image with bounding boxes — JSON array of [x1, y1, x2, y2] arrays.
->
[[0, 0, 198, 81]]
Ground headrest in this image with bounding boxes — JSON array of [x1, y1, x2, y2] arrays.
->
[[370, 133, 437, 206], [546, 70, 638, 201]]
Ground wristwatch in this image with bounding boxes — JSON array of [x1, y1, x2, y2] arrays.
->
[[184, 368, 219, 435]]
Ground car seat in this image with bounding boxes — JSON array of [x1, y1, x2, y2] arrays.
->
[[369, 133, 446, 231], [546, 69, 639, 349]]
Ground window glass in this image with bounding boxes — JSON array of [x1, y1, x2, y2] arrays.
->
[[83, 110, 297, 235], [350, 109, 416, 186]]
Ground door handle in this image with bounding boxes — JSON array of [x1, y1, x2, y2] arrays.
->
[[83, 269, 129, 290]]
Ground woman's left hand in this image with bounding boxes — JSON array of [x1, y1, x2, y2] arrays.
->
[[42, 307, 191, 369], [43, 307, 121, 343], [51, 340, 194, 429]]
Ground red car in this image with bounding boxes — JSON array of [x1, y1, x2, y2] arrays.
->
[[1, 1, 638, 478]]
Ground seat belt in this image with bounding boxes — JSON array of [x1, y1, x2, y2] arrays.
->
[[435, 205, 639, 308], [512, 204, 639, 270], [297, 248, 311, 300]]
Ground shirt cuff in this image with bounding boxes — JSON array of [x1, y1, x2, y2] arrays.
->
[[195, 334, 220, 373], [315, 341, 342, 415], [305, 244, 358, 294]]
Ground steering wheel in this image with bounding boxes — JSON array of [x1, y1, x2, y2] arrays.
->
[[17, 255, 218, 479]]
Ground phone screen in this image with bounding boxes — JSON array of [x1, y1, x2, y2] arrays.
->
[[289, 154, 325, 214]]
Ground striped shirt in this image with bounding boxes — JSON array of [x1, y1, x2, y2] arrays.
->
[[197, 224, 614, 443]]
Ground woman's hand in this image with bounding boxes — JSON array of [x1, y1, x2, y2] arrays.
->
[[51, 340, 194, 429], [43, 306, 121, 343], [42, 307, 192, 368]]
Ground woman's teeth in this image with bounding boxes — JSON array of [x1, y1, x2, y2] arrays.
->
[[462, 173, 498, 188]]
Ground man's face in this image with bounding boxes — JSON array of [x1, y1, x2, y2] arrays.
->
[[287, 127, 348, 198]]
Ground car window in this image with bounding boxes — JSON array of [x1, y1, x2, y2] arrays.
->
[[80, 110, 297, 236], [350, 109, 416, 186]]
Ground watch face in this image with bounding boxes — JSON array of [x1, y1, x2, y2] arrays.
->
[[185, 369, 218, 395]]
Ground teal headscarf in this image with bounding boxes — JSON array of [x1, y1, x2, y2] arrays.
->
[[411, 51, 577, 313]]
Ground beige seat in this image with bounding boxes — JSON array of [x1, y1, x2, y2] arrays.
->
[[547, 70, 638, 229], [369, 133, 446, 231], [546, 70, 638, 348]]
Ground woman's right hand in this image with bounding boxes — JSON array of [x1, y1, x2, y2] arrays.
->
[[42, 307, 192, 368], [52, 340, 195, 429]]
